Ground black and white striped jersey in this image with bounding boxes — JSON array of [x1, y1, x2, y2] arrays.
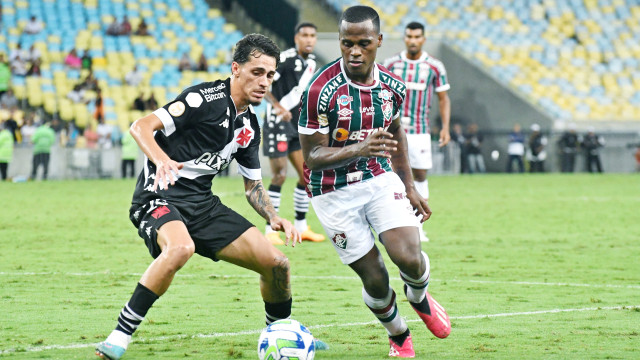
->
[[132, 78, 261, 205], [270, 48, 316, 112]]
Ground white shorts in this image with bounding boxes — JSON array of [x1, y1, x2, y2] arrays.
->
[[406, 133, 433, 170], [310, 172, 420, 265]]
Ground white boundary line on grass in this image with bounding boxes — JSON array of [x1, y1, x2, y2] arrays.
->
[[1, 271, 640, 290], [1, 304, 638, 355]]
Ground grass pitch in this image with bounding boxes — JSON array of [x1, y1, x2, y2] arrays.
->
[[0, 174, 639, 359]]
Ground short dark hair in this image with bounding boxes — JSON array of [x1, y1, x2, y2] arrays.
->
[[405, 21, 424, 33], [295, 22, 317, 34], [339, 5, 380, 34], [232, 33, 281, 68]]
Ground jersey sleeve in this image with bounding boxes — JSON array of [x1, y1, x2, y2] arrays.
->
[[234, 116, 262, 180], [433, 61, 450, 92], [152, 87, 208, 137], [298, 80, 329, 135]]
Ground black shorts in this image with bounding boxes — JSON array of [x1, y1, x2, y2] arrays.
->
[[129, 196, 254, 261], [262, 108, 301, 158]]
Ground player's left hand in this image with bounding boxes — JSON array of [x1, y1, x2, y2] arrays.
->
[[406, 188, 432, 223], [439, 128, 451, 148], [269, 216, 302, 246]]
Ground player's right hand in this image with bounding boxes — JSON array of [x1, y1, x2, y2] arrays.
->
[[152, 159, 184, 192], [358, 129, 398, 158]]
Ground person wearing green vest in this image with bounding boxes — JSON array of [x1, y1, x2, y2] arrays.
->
[[30, 122, 56, 180], [0, 54, 11, 97], [120, 125, 138, 178], [0, 121, 14, 180]]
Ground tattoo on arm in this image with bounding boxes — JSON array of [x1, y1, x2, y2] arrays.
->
[[244, 178, 278, 221]]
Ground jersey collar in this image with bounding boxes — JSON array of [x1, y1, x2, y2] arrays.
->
[[339, 58, 380, 90], [400, 50, 428, 63]]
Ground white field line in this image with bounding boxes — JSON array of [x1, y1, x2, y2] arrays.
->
[[1, 305, 638, 355], [1, 271, 640, 290]]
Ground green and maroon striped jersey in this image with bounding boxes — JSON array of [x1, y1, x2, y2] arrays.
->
[[298, 58, 406, 197], [383, 51, 450, 134]]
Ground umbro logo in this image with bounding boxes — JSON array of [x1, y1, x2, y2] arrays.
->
[[219, 119, 229, 128]]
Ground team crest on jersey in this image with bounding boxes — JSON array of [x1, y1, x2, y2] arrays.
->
[[168, 101, 185, 117], [337, 95, 353, 106], [332, 128, 349, 142], [236, 127, 254, 147], [331, 232, 348, 249], [382, 101, 393, 121]]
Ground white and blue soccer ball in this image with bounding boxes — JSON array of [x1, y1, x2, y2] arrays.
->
[[257, 319, 315, 360]]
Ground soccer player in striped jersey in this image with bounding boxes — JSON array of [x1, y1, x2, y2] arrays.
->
[[383, 22, 451, 242], [262, 22, 325, 245], [298, 6, 451, 358]]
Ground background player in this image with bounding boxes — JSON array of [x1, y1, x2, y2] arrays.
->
[[298, 6, 450, 358], [384, 22, 451, 242], [263, 22, 325, 245], [96, 34, 303, 360]]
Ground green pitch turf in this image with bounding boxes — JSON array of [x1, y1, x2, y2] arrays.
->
[[0, 174, 638, 359]]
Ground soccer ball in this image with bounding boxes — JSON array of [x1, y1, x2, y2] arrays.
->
[[257, 319, 315, 360]]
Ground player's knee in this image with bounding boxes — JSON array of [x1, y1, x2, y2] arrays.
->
[[271, 255, 290, 275], [398, 253, 424, 279], [271, 171, 287, 186], [165, 243, 195, 267]]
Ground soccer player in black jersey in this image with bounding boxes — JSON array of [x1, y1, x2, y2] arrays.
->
[[262, 22, 325, 245], [96, 34, 303, 360]]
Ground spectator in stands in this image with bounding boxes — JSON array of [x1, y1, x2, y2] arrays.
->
[[0, 55, 10, 97], [81, 51, 92, 70], [146, 93, 158, 110], [0, 89, 18, 110], [26, 44, 41, 64], [0, 120, 13, 180], [465, 123, 485, 173], [96, 115, 113, 149], [9, 43, 27, 63], [27, 58, 42, 77], [80, 70, 99, 91], [94, 88, 104, 120], [120, 123, 138, 178], [106, 18, 121, 36], [30, 121, 56, 180], [65, 121, 81, 148], [582, 127, 605, 173], [451, 123, 467, 173], [526, 123, 547, 173], [506, 123, 525, 173], [64, 48, 82, 69], [197, 53, 208, 71], [178, 52, 192, 72], [558, 123, 579, 173], [125, 65, 143, 86], [10, 54, 28, 76], [67, 84, 88, 104], [23, 16, 43, 35], [135, 19, 150, 36], [120, 16, 132, 35], [132, 92, 146, 111], [20, 115, 37, 145], [84, 123, 99, 149]]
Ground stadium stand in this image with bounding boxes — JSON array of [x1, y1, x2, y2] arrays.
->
[[2, 0, 243, 134], [325, 0, 640, 122]]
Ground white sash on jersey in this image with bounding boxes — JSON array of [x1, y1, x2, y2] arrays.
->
[[279, 58, 316, 112]]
